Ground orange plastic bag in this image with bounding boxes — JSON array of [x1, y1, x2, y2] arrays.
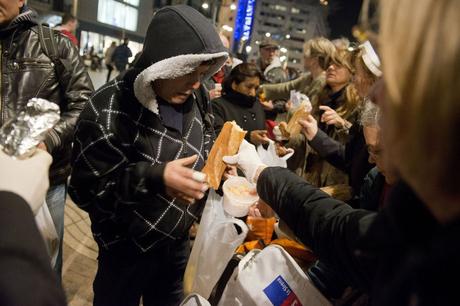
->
[[246, 216, 276, 244], [270, 238, 316, 263]]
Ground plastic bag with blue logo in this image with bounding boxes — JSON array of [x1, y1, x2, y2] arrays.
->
[[218, 245, 331, 306]]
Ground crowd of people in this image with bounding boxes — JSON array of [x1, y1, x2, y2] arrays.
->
[[0, 0, 458, 305]]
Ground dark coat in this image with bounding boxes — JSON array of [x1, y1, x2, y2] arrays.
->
[[212, 88, 266, 144], [257, 167, 460, 305], [111, 44, 132, 69], [0, 191, 66, 305], [359, 167, 386, 211], [69, 5, 227, 253], [0, 7, 93, 185], [309, 125, 372, 205]]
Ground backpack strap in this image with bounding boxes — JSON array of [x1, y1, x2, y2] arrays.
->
[[37, 24, 73, 75]]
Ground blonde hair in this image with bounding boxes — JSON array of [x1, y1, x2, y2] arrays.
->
[[380, 0, 460, 197], [304, 37, 336, 59], [330, 49, 355, 74]]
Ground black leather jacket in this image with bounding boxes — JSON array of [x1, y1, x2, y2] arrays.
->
[[0, 9, 94, 185]]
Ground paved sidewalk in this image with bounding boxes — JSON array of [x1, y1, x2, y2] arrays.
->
[[62, 198, 97, 306]]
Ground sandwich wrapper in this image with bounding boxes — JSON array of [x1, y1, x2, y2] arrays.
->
[[0, 98, 60, 158], [0, 98, 60, 265]]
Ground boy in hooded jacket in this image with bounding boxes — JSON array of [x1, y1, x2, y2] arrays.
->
[[69, 5, 228, 306]]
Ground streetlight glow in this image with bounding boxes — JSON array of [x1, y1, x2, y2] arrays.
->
[[202, 2, 209, 9], [265, 32, 271, 37], [285, 34, 291, 39], [280, 47, 288, 53], [245, 45, 252, 53], [230, 3, 237, 10]]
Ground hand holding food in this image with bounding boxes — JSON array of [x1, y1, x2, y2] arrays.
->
[[164, 155, 209, 204], [298, 114, 319, 141], [259, 99, 274, 111], [223, 139, 266, 184], [0, 149, 52, 214], [250, 130, 270, 146]]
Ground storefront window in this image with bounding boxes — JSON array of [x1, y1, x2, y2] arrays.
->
[[98, 0, 138, 31]]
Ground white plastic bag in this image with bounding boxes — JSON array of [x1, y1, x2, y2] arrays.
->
[[180, 293, 211, 306], [290, 90, 312, 111], [218, 245, 331, 306], [257, 140, 294, 168], [184, 190, 249, 299], [34, 201, 59, 267]]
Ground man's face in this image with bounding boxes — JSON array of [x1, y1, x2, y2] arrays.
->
[[260, 46, 279, 66], [153, 64, 210, 104], [69, 19, 78, 32], [0, 0, 24, 28], [363, 125, 398, 184]]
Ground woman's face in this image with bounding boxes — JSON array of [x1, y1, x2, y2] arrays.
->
[[353, 59, 375, 98], [231, 76, 260, 97], [326, 62, 351, 90]]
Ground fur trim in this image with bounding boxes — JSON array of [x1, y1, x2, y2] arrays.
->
[[264, 56, 282, 76], [134, 52, 228, 114]]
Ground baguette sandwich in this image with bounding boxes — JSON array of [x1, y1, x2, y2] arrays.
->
[[202, 121, 246, 189]]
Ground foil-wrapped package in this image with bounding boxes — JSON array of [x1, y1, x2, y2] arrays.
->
[[0, 98, 60, 158]]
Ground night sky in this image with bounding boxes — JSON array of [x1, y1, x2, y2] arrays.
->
[[327, 0, 364, 39]]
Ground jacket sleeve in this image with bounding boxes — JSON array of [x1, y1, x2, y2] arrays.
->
[[69, 116, 166, 216], [43, 34, 94, 154], [257, 167, 376, 289], [0, 191, 66, 306], [309, 129, 348, 172], [262, 74, 311, 101]]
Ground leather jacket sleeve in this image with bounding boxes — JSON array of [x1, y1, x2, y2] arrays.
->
[[43, 34, 94, 153], [257, 166, 376, 290]]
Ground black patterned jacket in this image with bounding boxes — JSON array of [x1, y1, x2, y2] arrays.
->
[[69, 70, 214, 252]]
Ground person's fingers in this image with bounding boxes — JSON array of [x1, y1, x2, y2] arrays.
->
[[179, 154, 198, 166], [325, 119, 338, 126], [298, 119, 311, 128], [319, 105, 332, 111], [322, 114, 336, 122], [191, 171, 207, 183], [223, 154, 239, 165]]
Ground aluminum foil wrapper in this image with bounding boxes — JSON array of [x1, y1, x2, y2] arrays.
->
[[0, 98, 60, 159]]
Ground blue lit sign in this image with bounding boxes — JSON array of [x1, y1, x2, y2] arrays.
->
[[233, 0, 256, 52]]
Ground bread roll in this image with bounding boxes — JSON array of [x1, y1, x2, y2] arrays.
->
[[202, 121, 246, 189]]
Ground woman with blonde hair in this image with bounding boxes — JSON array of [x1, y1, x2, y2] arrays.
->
[[299, 40, 382, 200], [303, 48, 361, 189], [224, 0, 460, 304]]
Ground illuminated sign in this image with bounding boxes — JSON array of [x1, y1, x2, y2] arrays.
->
[[233, 0, 256, 52]]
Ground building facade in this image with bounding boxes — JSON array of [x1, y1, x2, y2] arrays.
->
[[241, 0, 329, 71], [27, 0, 153, 59]]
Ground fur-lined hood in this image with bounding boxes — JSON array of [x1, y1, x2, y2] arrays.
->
[[133, 5, 228, 114]]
